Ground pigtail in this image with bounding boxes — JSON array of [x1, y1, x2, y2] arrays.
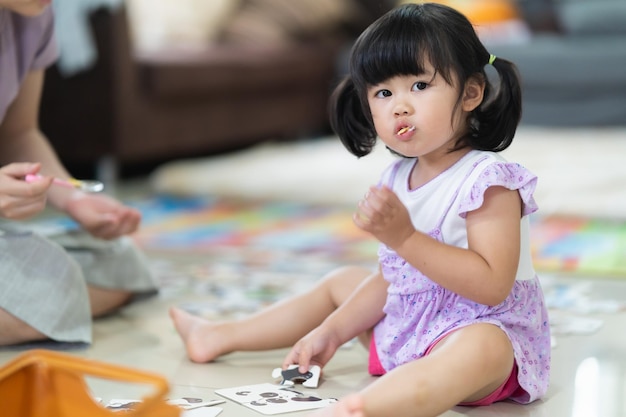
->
[[470, 56, 522, 152], [329, 77, 377, 157]]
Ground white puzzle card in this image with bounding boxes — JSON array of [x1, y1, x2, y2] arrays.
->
[[215, 383, 336, 415], [104, 398, 223, 417]]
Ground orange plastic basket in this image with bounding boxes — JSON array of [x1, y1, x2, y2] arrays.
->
[[0, 349, 181, 417]]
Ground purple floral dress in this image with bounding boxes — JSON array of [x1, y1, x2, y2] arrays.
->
[[372, 150, 550, 404]]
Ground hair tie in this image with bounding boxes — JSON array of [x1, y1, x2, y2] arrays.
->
[[488, 54, 497, 65]]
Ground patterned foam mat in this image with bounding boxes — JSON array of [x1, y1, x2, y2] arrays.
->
[[130, 195, 626, 278]]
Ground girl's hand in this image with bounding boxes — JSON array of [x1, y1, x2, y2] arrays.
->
[[0, 162, 52, 219], [353, 185, 414, 249], [308, 394, 365, 417], [282, 324, 342, 375], [63, 192, 141, 240]]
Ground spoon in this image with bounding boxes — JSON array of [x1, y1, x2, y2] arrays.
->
[[25, 174, 104, 193]]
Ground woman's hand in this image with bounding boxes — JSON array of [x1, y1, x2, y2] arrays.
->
[[63, 192, 141, 240], [282, 324, 342, 374], [0, 162, 51, 219], [353, 185, 414, 249]]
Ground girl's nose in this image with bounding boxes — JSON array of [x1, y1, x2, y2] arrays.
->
[[393, 99, 413, 116]]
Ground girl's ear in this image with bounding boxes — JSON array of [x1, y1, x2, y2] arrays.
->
[[461, 75, 485, 112]]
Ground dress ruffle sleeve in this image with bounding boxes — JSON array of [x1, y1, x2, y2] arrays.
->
[[458, 161, 538, 218]]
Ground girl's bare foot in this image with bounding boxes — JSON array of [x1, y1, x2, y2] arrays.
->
[[169, 307, 234, 363]]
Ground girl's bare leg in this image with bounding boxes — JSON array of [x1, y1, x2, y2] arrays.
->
[[357, 323, 515, 417], [0, 308, 47, 346], [170, 265, 372, 363]]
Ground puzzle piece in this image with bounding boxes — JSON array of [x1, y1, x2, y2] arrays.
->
[[105, 397, 224, 416], [271, 364, 321, 388]]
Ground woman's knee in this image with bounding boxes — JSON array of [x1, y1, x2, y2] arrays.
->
[[0, 308, 47, 346], [88, 286, 133, 317]]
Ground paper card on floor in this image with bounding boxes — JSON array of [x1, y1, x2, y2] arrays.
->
[[183, 407, 223, 417], [215, 383, 336, 415], [168, 398, 225, 410], [549, 311, 604, 335], [105, 398, 223, 416]]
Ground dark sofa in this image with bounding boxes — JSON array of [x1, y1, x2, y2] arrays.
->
[[39, 4, 389, 179]]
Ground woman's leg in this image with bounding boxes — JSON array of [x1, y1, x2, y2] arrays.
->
[[0, 231, 92, 345], [88, 286, 133, 317], [354, 323, 515, 417], [170, 265, 372, 363], [0, 286, 130, 345], [0, 308, 47, 345]]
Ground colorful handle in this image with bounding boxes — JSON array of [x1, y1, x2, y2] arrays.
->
[[25, 174, 80, 189]]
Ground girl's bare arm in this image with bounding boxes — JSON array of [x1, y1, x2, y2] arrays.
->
[[357, 185, 521, 306]]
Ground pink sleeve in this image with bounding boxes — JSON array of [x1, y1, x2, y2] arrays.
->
[[31, 8, 58, 70], [458, 162, 538, 218]]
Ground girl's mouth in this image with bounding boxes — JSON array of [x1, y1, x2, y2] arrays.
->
[[397, 126, 415, 135]]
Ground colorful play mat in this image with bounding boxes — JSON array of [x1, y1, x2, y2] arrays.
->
[[129, 195, 626, 278], [31, 195, 626, 279], [131, 196, 378, 263], [529, 215, 626, 277]]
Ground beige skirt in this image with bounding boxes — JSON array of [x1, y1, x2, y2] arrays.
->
[[0, 221, 156, 344]]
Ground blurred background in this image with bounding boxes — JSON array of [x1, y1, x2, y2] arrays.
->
[[40, 0, 626, 181]]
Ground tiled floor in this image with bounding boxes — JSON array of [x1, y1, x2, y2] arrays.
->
[[1, 272, 625, 416]]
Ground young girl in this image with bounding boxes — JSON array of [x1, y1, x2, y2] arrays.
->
[[170, 3, 551, 416]]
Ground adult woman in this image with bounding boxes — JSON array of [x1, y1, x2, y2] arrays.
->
[[0, 0, 155, 346]]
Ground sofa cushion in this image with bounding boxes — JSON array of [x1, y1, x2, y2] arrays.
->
[[490, 35, 626, 125], [491, 35, 626, 88], [127, 0, 241, 52], [136, 43, 338, 100], [557, 1, 626, 35]]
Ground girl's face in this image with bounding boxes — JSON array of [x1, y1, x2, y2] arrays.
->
[[366, 62, 481, 161], [0, 0, 51, 16]]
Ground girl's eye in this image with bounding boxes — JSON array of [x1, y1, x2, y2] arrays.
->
[[412, 82, 428, 91], [374, 89, 392, 98]]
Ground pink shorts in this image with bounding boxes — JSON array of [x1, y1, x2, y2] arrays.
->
[[368, 333, 522, 406]]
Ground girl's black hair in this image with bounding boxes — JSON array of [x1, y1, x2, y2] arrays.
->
[[329, 2, 522, 157]]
